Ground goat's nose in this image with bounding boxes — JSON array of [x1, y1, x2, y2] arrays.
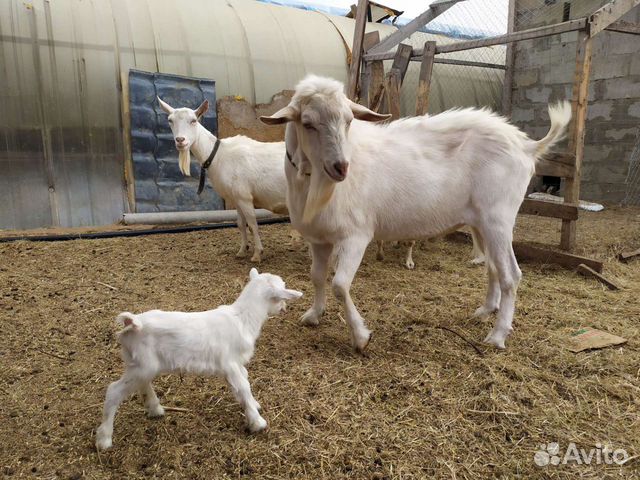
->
[[333, 161, 348, 178], [176, 136, 186, 143]]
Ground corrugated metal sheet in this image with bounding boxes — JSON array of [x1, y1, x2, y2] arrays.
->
[[0, 0, 504, 230]]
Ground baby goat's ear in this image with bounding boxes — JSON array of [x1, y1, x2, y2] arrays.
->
[[274, 288, 303, 301], [249, 268, 259, 280]]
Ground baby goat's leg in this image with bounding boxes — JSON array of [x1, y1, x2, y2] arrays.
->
[[332, 237, 371, 353], [235, 209, 250, 258], [96, 371, 143, 450], [225, 364, 266, 432], [301, 243, 333, 326], [139, 382, 164, 417], [376, 241, 384, 261], [237, 199, 263, 263]]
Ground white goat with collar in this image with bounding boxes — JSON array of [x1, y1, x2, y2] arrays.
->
[[261, 75, 570, 352], [95, 268, 303, 450], [158, 98, 288, 262]]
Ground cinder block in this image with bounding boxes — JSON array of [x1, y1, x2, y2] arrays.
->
[[603, 78, 640, 100], [511, 108, 535, 123], [587, 102, 613, 121], [514, 69, 539, 87], [605, 127, 639, 141], [524, 87, 552, 103], [629, 102, 640, 118], [591, 55, 631, 80], [583, 144, 613, 163]]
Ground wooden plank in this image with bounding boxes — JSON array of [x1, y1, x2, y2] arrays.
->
[[536, 156, 576, 178], [415, 41, 436, 116], [618, 247, 640, 263], [520, 197, 579, 218], [589, 0, 640, 37], [445, 232, 604, 272], [369, 58, 385, 111], [360, 31, 380, 106], [513, 243, 603, 273], [577, 264, 620, 290], [367, 0, 465, 55], [561, 30, 592, 251], [385, 69, 401, 120], [606, 19, 640, 34], [502, 0, 516, 117], [120, 70, 136, 213], [347, 0, 369, 101], [430, 58, 506, 69], [519, 199, 579, 220], [378, 43, 412, 114], [363, 18, 588, 61]]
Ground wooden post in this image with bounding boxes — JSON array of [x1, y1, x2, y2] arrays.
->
[[347, 0, 369, 101], [120, 70, 136, 213], [360, 31, 380, 106], [386, 69, 401, 120], [378, 43, 412, 113], [415, 41, 436, 116], [502, 0, 516, 117], [560, 30, 592, 251]]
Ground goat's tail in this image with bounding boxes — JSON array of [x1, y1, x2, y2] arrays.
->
[[115, 312, 142, 335], [533, 101, 572, 158]]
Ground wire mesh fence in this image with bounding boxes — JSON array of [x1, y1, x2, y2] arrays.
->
[[623, 128, 640, 206]]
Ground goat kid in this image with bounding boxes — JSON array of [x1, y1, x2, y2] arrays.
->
[[158, 98, 289, 262], [261, 75, 570, 352], [95, 268, 302, 450]]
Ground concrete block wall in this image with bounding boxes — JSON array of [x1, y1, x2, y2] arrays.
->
[[510, 0, 640, 203]]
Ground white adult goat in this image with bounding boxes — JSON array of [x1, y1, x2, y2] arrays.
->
[[261, 75, 570, 352], [95, 268, 302, 450], [159, 98, 288, 262]]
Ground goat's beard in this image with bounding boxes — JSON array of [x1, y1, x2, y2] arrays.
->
[[178, 148, 191, 177], [302, 166, 336, 223]]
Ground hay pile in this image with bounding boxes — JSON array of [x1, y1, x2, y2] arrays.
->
[[0, 207, 638, 479]]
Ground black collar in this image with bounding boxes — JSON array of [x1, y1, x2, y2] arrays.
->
[[197, 138, 221, 195], [286, 149, 310, 177]]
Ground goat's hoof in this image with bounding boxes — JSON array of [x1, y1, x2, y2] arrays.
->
[[483, 328, 509, 349], [300, 308, 322, 326], [247, 417, 267, 433], [376, 252, 384, 261], [470, 256, 485, 265], [353, 329, 372, 354], [147, 405, 165, 417], [405, 260, 415, 270], [236, 247, 249, 258], [95, 431, 113, 451], [250, 251, 263, 263], [473, 305, 497, 318]]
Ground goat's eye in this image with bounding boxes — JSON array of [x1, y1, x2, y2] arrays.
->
[[190, 119, 197, 125], [303, 123, 316, 131], [168, 119, 173, 124]]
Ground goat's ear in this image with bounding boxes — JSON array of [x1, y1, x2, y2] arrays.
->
[[348, 100, 391, 122], [249, 268, 259, 280], [260, 106, 299, 125], [158, 96, 175, 114], [195, 99, 209, 119], [275, 288, 303, 301]]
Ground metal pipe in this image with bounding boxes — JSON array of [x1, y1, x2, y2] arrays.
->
[[122, 209, 281, 225]]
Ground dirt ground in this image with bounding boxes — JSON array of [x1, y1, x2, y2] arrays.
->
[[1, 207, 639, 479]]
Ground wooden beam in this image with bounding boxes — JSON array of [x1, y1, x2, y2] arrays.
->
[[519, 199, 579, 220], [385, 69, 401, 120], [367, 0, 465, 55], [415, 41, 436, 116], [446, 232, 603, 272], [378, 43, 412, 114], [347, 0, 369, 101], [536, 152, 576, 178], [561, 30, 592, 251], [577, 264, 620, 290], [369, 57, 385, 111], [589, 0, 640, 37], [618, 247, 640, 263], [360, 31, 380, 106], [363, 18, 588, 61], [429, 58, 506, 70], [502, 0, 516, 117], [513, 243, 603, 273], [606, 19, 640, 34]]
